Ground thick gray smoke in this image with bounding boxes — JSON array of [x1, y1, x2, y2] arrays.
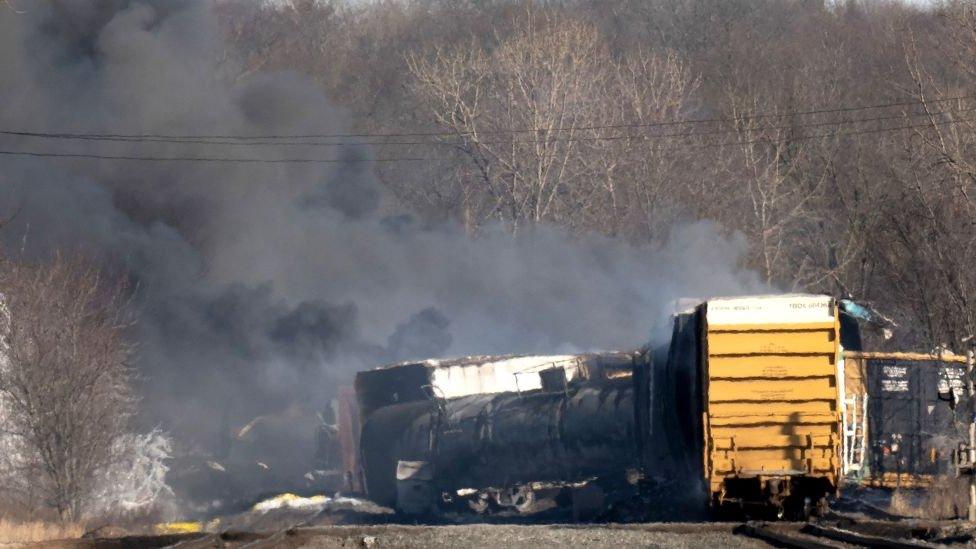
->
[[0, 1, 762, 501]]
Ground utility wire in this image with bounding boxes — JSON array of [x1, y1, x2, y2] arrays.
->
[[0, 112, 968, 164], [1, 93, 973, 142], [0, 150, 425, 163], [3, 105, 974, 149], [647, 112, 974, 152]]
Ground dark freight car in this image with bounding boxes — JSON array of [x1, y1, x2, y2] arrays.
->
[[867, 355, 968, 480]]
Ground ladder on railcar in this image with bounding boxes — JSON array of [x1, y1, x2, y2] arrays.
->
[[842, 395, 868, 476]]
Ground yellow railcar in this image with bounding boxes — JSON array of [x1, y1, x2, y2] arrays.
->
[[700, 295, 841, 517]]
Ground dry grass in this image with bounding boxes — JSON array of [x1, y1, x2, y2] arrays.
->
[[888, 476, 969, 519], [0, 519, 85, 543]]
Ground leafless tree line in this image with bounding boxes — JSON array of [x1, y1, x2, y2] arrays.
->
[[216, 0, 976, 352], [404, 11, 699, 239]]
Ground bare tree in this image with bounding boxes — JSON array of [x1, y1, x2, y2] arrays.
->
[[405, 9, 698, 237], [872, 8, 976, 346], [717, 93, 829, 287], [0, 253, 136, 520], [585, 49, 700, 241]]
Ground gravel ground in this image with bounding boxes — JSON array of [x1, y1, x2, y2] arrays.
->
[[278, 523, 772, 548], [23, 523, 774, 548]]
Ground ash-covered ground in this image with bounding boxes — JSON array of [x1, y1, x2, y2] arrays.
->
[[27, 488, 976, 548], [37, 492, 773, 548]]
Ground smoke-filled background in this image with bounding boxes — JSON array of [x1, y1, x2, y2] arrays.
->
[[0, 1, 762, 503]]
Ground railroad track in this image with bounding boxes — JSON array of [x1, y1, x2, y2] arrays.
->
[[736, 519, 973, 548], [127, 514, 976, 549]]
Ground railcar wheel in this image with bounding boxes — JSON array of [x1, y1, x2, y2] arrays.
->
[[468, 494, 491, 514], [816, 497, 829, 517], [491, 486, 537, 514], [799, 496, 828, 520], [513, 489, 536, 514]]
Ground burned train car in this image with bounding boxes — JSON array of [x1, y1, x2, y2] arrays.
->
[[355, 353, 646, 514], [354, 294, 851, 519]]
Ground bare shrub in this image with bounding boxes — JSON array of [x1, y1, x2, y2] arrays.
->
[[0, 253, 136, 521]]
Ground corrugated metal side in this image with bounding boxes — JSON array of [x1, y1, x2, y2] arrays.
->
[[703, 302, 841, 500], [842, 352, 967, 487]]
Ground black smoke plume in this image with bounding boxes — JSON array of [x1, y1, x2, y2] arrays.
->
[[0, 1, 761, 503]]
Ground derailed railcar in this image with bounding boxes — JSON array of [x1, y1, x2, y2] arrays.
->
[[364, 375, 642, 514], [357, 353, 645, 514], [355, 294, 850, 519]]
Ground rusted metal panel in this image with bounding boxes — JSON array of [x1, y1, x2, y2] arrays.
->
[[843, 354, 869, 398], [864, 472, 935, 488], [336, 385, 363, 493], [845, 351, 967, 363]]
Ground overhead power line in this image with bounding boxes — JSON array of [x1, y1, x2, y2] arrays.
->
[[0, 113, 969, 164], [0, 149, 425, 164], [1, 94, 973, 143], [670, 112, 974, 152], [3, 104, 974, 150]]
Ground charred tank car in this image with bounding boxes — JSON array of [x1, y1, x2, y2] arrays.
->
[[356, 348, 704, 518]]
